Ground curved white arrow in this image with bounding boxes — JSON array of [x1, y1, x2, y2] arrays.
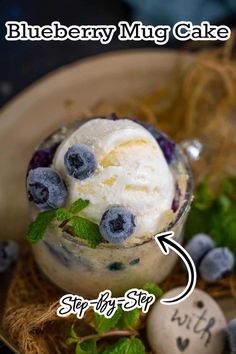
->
[[154, 231, 197, 305]]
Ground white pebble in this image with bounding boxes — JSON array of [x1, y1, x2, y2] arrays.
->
[[147, 287, 226, 354]]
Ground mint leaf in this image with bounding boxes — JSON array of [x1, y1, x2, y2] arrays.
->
[[142, 283, 163, 299], [184, 204, 213, 240], [80, 339, 98, 353], [101, 337, 145, 354], [217, 194, 232, 212], [56, 199, 90, 221], [27, 210, 55, 243], [70, 199, 90, 214], [75, 342, 88, 354], [117, 308, 140, 329], [184, 177, 236, 257], [70, 323, 79, 339], [210, 203, 236, 257], [73, 339, 98, 354], [66, 337, 78, 345], [66, 323, 80, 345], [94, 307, 123, 335], [71, 216, 103, 248], [55, 208, 72, 221], [194, 179, 214, 210], [222, 177, 236, 197]]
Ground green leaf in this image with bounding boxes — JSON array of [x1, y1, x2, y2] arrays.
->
[[80, 339, 98, 353], [142, 283, 163, 299], [27, 210, 55, 243], [222, 177, 236, 197], [94, 307, 123, 335], [194, 179, 214, 210], [70, 323, 79, 339], [184, 176, 236, 258], [70, 199, 90, 214], [210, 204, 236, 257], [75, 339, 98, 354], [76, 342, 88, 354], [55, 208, 72, 221], [101, 337, 145, 354], [66, 337, 78, 345], [216, 194, 232, 212], [184, 204, 213, 240], [71, 216, 103, 248], [117, 308, 140, 329]]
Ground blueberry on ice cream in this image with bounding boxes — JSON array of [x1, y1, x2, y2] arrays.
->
[[27, 117, 191, 297], [53, 118, 175, 243], [99, 207, 136, 244], [27, 167, 67, 210]]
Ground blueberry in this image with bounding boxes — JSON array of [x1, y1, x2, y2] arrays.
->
[[129, 258, 140, 265], [106, 113, 120, 121], [28, 142, 61, 172], [28, 149, 52, 171], [0, 241, 19, 273], [134, 120, 176, 163], [99, 207, 136, 244], [185, 233, 215, 267], [27, 167, 67, 210], [199, 247, 235, 282], [108, 262, 125, 271], [64, 144, 97, 180], [227, 319, 236, 354], [171, 184, 181, 212]]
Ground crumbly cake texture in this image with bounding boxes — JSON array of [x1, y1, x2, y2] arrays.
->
[[2, 245, 235, 354]]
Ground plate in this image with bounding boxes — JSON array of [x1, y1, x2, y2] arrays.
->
[[0, 49, 235, 353]]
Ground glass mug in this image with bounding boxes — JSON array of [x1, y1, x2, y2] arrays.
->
[[29, 118, 193, 298]]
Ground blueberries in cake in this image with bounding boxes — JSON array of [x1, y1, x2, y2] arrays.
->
[[108, 262, 125, 271], [199, 247, 235, 282], [171, 183, 181, 212], [44, 241, 72, 268], [0, 241, 19, 273], [129, 258, 140, 265], [185, 233, 215, 267], [27, 167, 68, 210], [64, 144, 97, 180], [28, 142, 61, 172], [106, 113, 120, 120], [135, 120, 176, 163], [28, 149, 52, 171], [99, 207, 136, 244]]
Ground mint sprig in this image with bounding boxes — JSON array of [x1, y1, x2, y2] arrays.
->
[[55, 208, 73, 221], [71, 216, 104, 248], [117, 308, 140, 330], [76, 340, 98, 354], [94, 306, 123, 335], [66, 283, 162, 354], [101, 337, 145, 354], [27, 199, 104, 247], [142, 283, 163, 299], [27, 210, 55, 243], [185, 177, 236, 257], [69, 199, 90, 214]]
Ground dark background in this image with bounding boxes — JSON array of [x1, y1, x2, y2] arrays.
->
[[0, 0, 235, 352], [0, 0, 142, 109], [2, 0, 236, 110]]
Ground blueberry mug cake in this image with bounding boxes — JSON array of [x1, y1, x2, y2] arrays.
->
[[26, 117, 192, 297]]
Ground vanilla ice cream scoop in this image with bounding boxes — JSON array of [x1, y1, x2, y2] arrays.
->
[[53, 118, 174, 243]]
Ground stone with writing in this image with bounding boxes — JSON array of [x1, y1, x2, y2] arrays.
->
[[147, 287, 226, 354]]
